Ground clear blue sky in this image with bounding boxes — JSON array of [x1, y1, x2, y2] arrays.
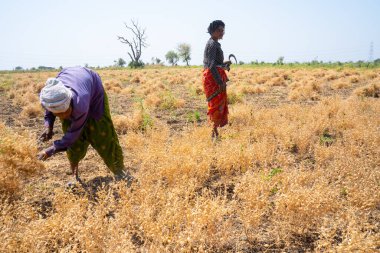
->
[[0, 0, 379, 70]]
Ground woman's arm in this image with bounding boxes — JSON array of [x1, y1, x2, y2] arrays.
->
[[208, 42, 224, 87], [44, 110, 56, 129], [44, 111, 88, 156], [45, 94, 91, 157], [39, 110, 56, 142]]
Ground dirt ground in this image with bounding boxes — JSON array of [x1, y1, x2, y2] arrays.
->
[[0, 69, 372, 188], [0, 67, 379, 252]]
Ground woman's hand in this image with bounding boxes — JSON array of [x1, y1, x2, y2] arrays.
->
[[37, 150, 50, 161], [39, 127, 54, 142]]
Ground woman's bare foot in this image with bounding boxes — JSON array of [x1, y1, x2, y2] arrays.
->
[[67, 163, 79, 179], [212, 127, 220, 142]]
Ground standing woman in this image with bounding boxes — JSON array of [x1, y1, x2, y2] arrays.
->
[[203, 20, 230, 140]]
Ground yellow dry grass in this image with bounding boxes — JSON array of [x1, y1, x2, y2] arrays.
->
[[0, 123, 45, 200], [0, 66, 379, 252]]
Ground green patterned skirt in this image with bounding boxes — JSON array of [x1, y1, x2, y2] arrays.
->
[[62, 92, 124, 176]]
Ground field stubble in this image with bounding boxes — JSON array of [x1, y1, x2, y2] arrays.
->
[[0, 66, 379, 252]]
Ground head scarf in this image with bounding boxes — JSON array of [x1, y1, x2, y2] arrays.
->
[[40, 78, 73, 113]]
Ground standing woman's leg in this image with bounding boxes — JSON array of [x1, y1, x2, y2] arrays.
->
[[203, 68, 228, 140], [203, 69, 228, 140]]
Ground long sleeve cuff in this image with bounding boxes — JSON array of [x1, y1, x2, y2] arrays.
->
[[45, 146, 56, 157], [44, 120, 54, 129], [44, 121, 51, 128]]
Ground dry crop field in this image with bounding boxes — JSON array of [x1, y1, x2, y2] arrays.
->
[[0, 66, 379, 252]]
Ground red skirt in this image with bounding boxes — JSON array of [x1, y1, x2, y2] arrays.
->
[[202, 67, 228, 127]]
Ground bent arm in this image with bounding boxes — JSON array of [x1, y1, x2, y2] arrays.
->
[[45, 111, 88, 156], [208, 43, 224, 86], [44, 110, 56, 129]]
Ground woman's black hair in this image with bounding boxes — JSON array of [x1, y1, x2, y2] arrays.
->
[[207, 20, 225, 35]]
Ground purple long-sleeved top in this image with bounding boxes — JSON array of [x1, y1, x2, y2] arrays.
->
[[44, 67, 105, 156]]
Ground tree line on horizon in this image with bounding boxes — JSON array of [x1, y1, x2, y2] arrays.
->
[[10, 57, 380, 72], [8, 20, 380, 71]]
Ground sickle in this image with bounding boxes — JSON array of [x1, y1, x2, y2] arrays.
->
[[228, 54, 237, 64]]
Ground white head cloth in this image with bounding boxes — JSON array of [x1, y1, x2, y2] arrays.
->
[[40, 78, 73, 113]]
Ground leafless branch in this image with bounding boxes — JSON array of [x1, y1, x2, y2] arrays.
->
[[117, 20, 148, 65]]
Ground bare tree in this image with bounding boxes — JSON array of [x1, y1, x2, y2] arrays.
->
[[117, 20, 148, 68]]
